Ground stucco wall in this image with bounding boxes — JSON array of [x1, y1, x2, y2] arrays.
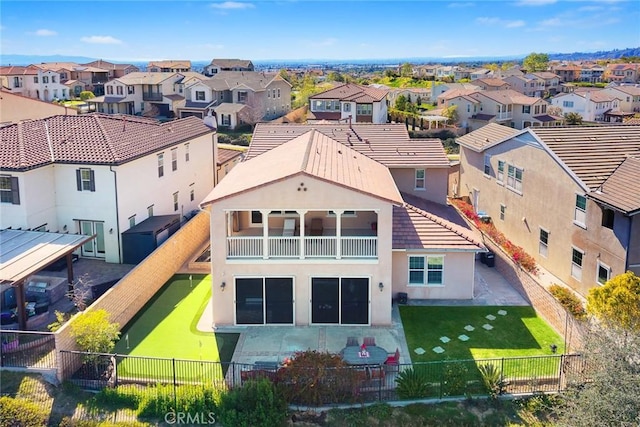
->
[[54, 211, 210, 381], [391, 251, 476, 299], [390, 167, 448, 204]]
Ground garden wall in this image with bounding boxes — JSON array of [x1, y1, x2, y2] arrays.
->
[[54, 212, 210, 381], [481, 236, 586, 352]]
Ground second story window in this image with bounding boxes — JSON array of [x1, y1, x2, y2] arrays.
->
[[601, 207, 614, 229], [76, 168, 95, 192], [415, 169, 425, 190], [173, 192, 179, 212], [34, 76, 39, 83], [185, 143, 190, 162], [238, 91, 248, 103], [117, 86, 123, 95], [0, 175, 20, 204], [190, 183, 195, 201], [158, 153, 164, 177], [171, 148, 178, 171], [574, 195, 586, 226], [107, 86, 113, 95], [43, 76, 49, 84], [506, 165, 523, 194], [571, 247, 584, 281], [483, 155, 491, 176], [497, 160, 505, 183], [195, 91, 205, 101], [128, 86, 135, 94]]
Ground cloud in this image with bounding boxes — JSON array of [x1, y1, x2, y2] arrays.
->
[[34, 29, 57, 36], [448, 2, 474, 8], [517, 0, 556, 5], [80, 35, 123, 44], [476, 17, 526, 28], [210, 1, 254, 9], [538, 17, 563, 27]]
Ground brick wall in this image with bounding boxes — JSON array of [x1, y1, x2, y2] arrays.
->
[[483, 237, 585, 352], [54, 212, 210, 381]]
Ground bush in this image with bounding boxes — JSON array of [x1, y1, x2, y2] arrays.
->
[[442, 362, 470, 396], [395, 367, 431, 399], [0, 396, 48, 427], [58, 418, 148, 427], [136, 383, 218, 419], [478, 363, 506, 399], [217, 378, 287, 427], [549, 284, 586, 319]]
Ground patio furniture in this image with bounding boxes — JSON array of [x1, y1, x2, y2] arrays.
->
[[310, 218, 323, 236], [346, 336, 359, 347], [363, 336, 376, 346], [341, 345, 388, 365], [384, 348, 401, 372], [283, 219, 295, 236]]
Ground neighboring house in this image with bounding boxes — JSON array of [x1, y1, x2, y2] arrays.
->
[[387, 88, 431, 107], [147, 60, 192, 73], [550, 63, 581, 83], [0, 114, 217, 263], [430, 82, 480, 103], [435, 65, 457, 79], [178, 71, 292, 126], [550, 90, 622, 122], [308, 83, 388, 124], [580, 64, 605, 83], [453, 68, 472, 81], [436, 88, 481, 129], [601, 84, 640, 113], [605, 63, 640, 84], [87, 72, 189, 117], [527, 72, 561, 95], [0, 66, 37, 96], [467, 90, 560, 130], [470, 78, 510, 91], [503, 75, 546, 98], [0, 88, 77, 125], [200, 125, 483, 327], [84, 60, 140, 79], [414, 64, 438, 79], [470, 69, 491, 80], [33, 62, 110, 96], [205, 59, 254, 76], [216, 144, 246, 183], [457, 123, 640, 296]]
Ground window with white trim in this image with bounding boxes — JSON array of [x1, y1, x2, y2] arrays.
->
[[356, 103, 373, 115], [499, 204, 506, 221], [506, 165, 523, 193], [0, 175, 20, 204], [574, 195, 586, 226], [148, 205, 154, 217], [484, 154, 491, 176], [195, 91, 205, 101], [343, 103, 351, 112], [571, 247, 584, 281], [596, 261, 610, 285], [184, 143, 190, 162], [415, 169, 425, 190], [539, 228, 549, 257], [173, 192, 179, 212], [76, 168, 95, 192], [157, 153, 164, 177], [409, 256, 444, 286], [190, 183, 195, 201], [171, 148, 178, 171], [129, 215, 136, 228], [497, 160, 505, 183]]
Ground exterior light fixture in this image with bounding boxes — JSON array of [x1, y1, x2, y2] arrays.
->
[[379, 282, 384, 292], [221, 281, 226, 291]]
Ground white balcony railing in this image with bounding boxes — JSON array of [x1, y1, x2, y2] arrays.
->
[[496, 111, 513, 121], [226, 236, 377, 259]]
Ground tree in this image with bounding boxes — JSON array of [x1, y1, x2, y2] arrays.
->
[[79, 91, 95, 101], [70, 309, 120, 354], [564, 112, 583, 125], [442, 105, 459, 124], [547, 105, 563, 117], [395, 94, 408, 111], [523, 52, 550, 72], [555, 322, 640, 426], [237, 92, 266, 129], [400, 62, 413, 77], [587, 271, 640, 333], [326, 71, 344, 82]]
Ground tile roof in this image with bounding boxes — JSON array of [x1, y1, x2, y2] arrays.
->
[[147, 60, 191, 68], [473, 78, 510, 87], [203, 71, 285, 92], [214, 103, 247, 114], [0, 66, 38, 76], [470, 89, 541, 106], [535, 125, 640, 191], [530, 72, 559, 80], [588, 156, 640, 215], [605, 85, 640, 96], [456, 123, 521, 152], [115, 72, 180, 85], [209, 59, 253, 69], [0, 89, 78, 124], [310, 83, 388, 103], [200, 129, 403, 206], [438, 88, 479, 102], [248, 123, 450, 168], [0, 114, 214, 171], [83, 60, 138, 71], [217, 146, 245, 165], [392, 203, 484, 251]]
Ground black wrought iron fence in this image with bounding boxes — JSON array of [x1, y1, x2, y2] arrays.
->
[[0, 330, 56, 369], [58, 350, 586, 408]]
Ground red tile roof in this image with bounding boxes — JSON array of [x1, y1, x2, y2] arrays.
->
[[393, 203, 484, 251], [0, 114, 214, 171], [249, 123, 450, 168], [310, 83, 388, 103], [588, 156, 640, 215]]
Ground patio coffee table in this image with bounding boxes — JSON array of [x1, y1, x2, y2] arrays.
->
[[341, 345, 388, 365]]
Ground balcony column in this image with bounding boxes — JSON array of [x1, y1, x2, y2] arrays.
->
[[261, 210, 270, 260], [334, 210, 343, 259], [298, 210, 308, 259]]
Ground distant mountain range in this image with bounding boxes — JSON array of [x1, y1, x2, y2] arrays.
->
[[1, 48, 638, 68]]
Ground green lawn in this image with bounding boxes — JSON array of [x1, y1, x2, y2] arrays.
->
[[400, 306, 565, 379], [113, 274, 238, 381]]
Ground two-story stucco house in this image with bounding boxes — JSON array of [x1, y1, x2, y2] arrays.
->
[[551, 90, 622, 122], [0, 114, 217, 264], [147, 60, 192, 73], [204, 59, 254, 76], [456, 123, 640, 297], [503, 75, 546, 98], [601, 84, 640, 114], [308, 83, 388, 124], [200, 123, 484, 327]]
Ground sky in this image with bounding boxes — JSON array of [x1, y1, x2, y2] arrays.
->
[[1, 0, 639, 62]]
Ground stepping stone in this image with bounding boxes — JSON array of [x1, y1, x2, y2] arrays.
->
[[440, 336, 451, 343], [482, 324, 494, 330], [486, 314, 496, 321], [498, 310, 508, 316], [432, 346, 445, 354], [414, 347, 426, 355], [464, 325, 475, 332], [458, 334, 470, 341]]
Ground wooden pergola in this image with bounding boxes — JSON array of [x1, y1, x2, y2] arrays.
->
[[0, 229, 94, 330]]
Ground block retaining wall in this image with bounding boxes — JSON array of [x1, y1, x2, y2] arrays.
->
[[54, 212, 210, 382]]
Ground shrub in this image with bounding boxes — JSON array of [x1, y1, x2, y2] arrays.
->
[[395, 367, 431, 399], [217, 378, 287, 427], [0, 396, 48, 427], [136, 383, 219, 419], [550, 284, 586, 319], [442, 362, 470, 396], [478, 363, 506, 399]]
